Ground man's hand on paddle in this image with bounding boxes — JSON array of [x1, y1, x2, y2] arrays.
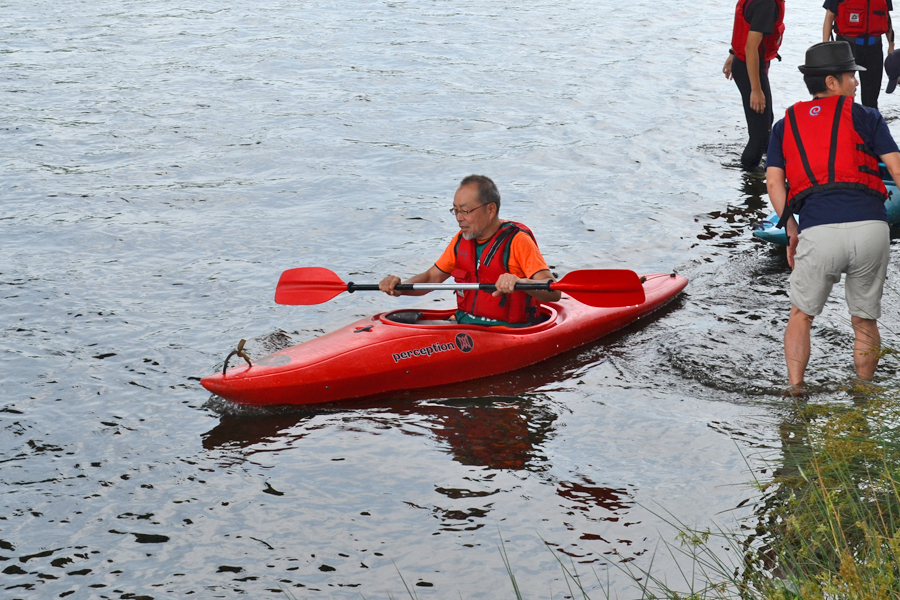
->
[[379, 275, 403, 297], [380, 265, 450, 297], [492, 273, 521, 297], [495, 270, 561, 303]]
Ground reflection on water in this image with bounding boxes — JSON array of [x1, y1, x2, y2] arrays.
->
[[201, 392, 639, 566], [202, 409, 313, 452], [697, 172, 769, 247], [202, 394, 557, 484], [408, 397, 556, 471]]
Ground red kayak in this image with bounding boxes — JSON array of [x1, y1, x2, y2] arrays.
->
[[201, 273, 688, 406]]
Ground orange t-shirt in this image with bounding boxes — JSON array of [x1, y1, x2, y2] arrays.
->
[[434, 226, 550, 279]]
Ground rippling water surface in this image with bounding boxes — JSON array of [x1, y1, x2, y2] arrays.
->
[[3, 1, 900, 598]]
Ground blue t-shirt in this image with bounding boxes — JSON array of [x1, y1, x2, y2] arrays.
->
[[766, 100, 897, 231]]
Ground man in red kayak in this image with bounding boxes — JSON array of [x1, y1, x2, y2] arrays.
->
[[766, 41, 900, 394], [379, 175, 560, 327]]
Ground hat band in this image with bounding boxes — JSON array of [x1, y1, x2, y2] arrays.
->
[[800, 60, 861, 74]]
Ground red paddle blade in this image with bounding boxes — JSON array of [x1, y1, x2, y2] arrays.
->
[[554, 269, 645, 307], [274, 267, 349, 305]]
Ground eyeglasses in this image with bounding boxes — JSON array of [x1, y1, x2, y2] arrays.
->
[[449, 203, 489, 217]]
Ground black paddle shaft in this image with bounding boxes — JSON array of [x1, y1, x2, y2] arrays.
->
[[346, 282, 553, 293]]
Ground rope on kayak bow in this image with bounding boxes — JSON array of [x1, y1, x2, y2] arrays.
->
[[222, 339, 252, 375], [751, 218, 776, 231]]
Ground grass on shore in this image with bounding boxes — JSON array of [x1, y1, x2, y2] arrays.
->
[[551, 388, 900, 600]]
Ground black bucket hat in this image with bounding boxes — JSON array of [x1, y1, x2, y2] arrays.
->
[[798, 41, 867, 75], [885, 49, 900, 93]]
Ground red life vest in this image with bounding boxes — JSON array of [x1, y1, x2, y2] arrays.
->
[[779, 94, 886, 227], [450, 221, 540, 324], [834, 0, 890, 37], [731, 0, 785, 62]]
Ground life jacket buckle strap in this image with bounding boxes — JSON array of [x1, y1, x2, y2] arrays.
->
[[859, 165, 880, 176], [481, 225, 518, 267]]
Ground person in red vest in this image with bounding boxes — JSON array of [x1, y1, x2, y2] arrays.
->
[[723, 0, 785, 171], [379, 175, 560, 327], [766, 41, 900, 394], [823, 0, 894, 108]]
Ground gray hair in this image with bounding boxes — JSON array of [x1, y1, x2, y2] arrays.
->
[[459, 174, 501, 210]]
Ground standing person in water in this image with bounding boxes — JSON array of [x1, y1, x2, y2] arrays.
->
[[723, 0, 785, 171], [823, 0, 894, 109], [766, 41, 900, 394], [379, 175, 560, 327]]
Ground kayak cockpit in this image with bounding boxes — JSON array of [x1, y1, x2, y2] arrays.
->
[[379, 305, 559, 331]]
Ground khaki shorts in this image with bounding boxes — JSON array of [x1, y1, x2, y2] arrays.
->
[[790, 220, 890, 319]]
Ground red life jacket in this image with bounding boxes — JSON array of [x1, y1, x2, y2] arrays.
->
[[450, 221, 540, 324], [731, 0, 785, 62], [834, 0, 890, 37], [778, 94, 886, 227]]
